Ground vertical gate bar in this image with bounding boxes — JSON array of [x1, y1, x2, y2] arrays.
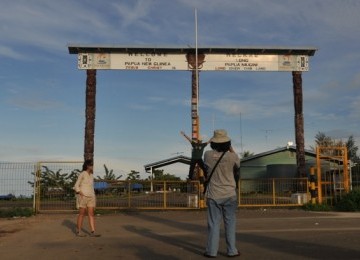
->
[[163, 181, 167, 209], [272, 178, 276, 205]]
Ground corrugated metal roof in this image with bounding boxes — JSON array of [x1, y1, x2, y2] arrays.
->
[[240, 146, 316, 163], [144, 155, 191, 172], [68, 44, 317, 56]]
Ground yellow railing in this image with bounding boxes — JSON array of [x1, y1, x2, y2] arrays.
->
[[238, 178, 309, 207], [0, 161, 313, 212], [37, 178, 310, 212]]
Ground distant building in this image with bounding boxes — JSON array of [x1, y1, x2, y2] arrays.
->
[[240, 146, 318, 179]]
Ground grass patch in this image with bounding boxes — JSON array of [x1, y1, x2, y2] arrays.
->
[[0, 207, 34, 218], [302, 203, 333, 211]]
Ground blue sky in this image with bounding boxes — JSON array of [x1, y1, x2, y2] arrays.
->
[[1, 0, 360, 179]]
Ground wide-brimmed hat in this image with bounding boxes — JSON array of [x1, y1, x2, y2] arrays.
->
[[211, 129, 231, 143]]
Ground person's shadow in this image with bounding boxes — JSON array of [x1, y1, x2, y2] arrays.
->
[[62, 219, 80, 235]]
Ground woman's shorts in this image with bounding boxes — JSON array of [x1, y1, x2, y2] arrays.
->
[[76, 195, 96, 209]]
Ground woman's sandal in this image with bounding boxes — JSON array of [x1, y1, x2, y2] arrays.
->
[[90, 231, 101, 237], [76, 230, 86, 237]]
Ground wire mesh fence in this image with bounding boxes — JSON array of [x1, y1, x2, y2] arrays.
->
[[238, 178, 309, 206], [351, 164, 360, 190], [8, 161, 359, 212], [0, 162, 35, 209]]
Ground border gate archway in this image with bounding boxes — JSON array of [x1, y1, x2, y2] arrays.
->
[[68, 45, 317, 206]]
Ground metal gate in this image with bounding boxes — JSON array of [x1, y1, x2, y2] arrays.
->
[[316, 146, 349, 204]]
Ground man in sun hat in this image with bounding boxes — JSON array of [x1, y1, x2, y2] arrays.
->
[[203, 129, 240, 258]]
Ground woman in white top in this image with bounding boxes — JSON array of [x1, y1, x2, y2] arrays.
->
[[74, 159, 100, 237]]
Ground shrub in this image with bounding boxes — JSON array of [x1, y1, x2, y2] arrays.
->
[[0, 207, 34, 218], [302, 202, 332, 211], [335, 189, 360, 212]]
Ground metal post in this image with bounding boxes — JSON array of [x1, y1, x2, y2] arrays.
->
[[342, 147, 350, 192], [150, 166, 154, 192], [272, 178, 276, 205], [316, 146, 323, 203], [163, 181, 167, 208], [310, 167, 317, 204], [34, 162, 41, 213]]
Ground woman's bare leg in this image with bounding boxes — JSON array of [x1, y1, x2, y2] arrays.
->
[[77, 207, 86, 233], [87, 207, 96, 232]]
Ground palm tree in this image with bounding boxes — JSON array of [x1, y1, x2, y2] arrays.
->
[[312, 131, 334, 148], [84, 69, 96, 161], [96, 164, 122, 180], [293, 71, 306, 177]]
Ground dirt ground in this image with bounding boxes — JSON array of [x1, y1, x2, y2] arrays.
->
[[1, 209, 360, 260]]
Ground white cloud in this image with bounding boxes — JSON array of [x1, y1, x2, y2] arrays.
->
[[1, 0, 360, 168], [0, 45, 26, 60], [112, 0, 154, 28]]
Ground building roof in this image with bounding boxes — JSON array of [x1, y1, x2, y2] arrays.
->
[[144, 155, 191, 172], [241, 146, 316, 163], [68, 44, 317, 56]]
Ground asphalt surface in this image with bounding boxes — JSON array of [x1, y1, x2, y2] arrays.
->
[[0, 209, 359, 259]]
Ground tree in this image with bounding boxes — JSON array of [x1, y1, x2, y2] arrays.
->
[[96, 164, 122, 181], [84, 69, 96, 161], [148, 169, 181, 181], [345, 135, 360, 163], [312, 132, 360, 162], [311, 131, 334, 150], [126, 170, 141, 181], [241, 150, 254, 159]]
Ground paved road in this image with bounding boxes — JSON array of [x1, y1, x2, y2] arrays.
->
[[0, 209, 359, 259]]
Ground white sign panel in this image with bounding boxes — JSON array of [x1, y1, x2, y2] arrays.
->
[[78, 53, 188, 70], [78, 53, 309, 72], [202, 54, 308, 72]]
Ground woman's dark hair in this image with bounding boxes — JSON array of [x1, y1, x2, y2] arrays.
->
[[210, 141, 231, 152], [82, 159, 93, 171]]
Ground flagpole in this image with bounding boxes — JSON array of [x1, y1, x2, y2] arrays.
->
[[195, 8, 199, 116]]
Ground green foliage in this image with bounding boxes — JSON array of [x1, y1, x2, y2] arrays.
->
[[311, 131, 360, 162], [302, 202, 333, 211], [126, 170, 140, 181], [334, 189, 360, 212], [346, 136, 360, 163], [28, 164, 124, 195], [28, 166, 80, 193], [96, 164, 122, 180], [0, 207, 34, 218], [149, 169, 181, 181], [303, 190, 360, 212], [241, 150, 254, 159]]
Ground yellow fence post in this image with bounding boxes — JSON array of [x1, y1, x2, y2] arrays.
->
[[309, 167, 317, 204], [35, 162, 41, 213], [316, 147, 323, 203], [238, 179, 241, 207], [272, 178, 276, 205], [199, 181, 205, 208], [128, 182, 131, 208], [342, 147, 350, 192], [163, 181, 167, 209]]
